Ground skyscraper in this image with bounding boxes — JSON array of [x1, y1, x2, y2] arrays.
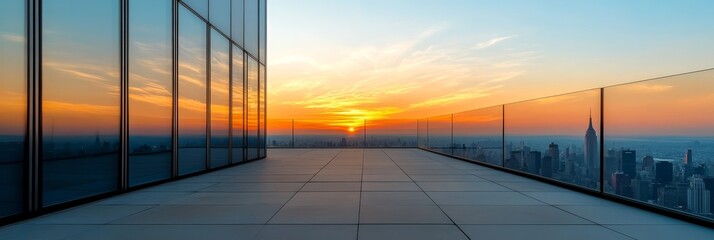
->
[[584, 111, 599, 179], [548, 142, 560, 174], [704, 177, 714, 216], [643, 155, 655, 172], [684, 149, 693, 166], [687, 175, 711, 214], [683, 149, 694, 177], [621, 150, 636, 178], [541, 156, 553, 178], [611, 171, 633, 197], [527, 151, 541, 174], [656, 161, 674, 184]]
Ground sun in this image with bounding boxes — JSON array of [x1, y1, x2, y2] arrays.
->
[[348, 127, 355, 132]]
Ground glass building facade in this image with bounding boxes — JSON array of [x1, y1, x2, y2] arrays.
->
[[0, 0, 267, 222]]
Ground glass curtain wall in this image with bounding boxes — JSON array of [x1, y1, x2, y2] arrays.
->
[[259, 65, 266, 158], [244, 0, 259, 57], [128, 0, 173, 187], [0, 0, 25, 217], [246, 57, 259, 159], [178, 5, 208, 175], [231, 48, 245, 163], [0, 0, 266, 223], [182, 0, 208, 19], [259, 0, 266, 63], [210, 29, 231, 168], [42, 0, 121, 206], [209, 0, 231, 36], [231, 0, 245, 47]]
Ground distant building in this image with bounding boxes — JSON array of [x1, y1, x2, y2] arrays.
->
[[548, 142, 560, 174], [527, 151, 541, 175], [505, 153, 520, 170], [683, 149, 694, 177], [704, 177, 714, 215], [687, 175, 711, 214], [611, 171, 632, 197], [658, 184, 679, 209], [621, 150, 636, 179], [632, 178, 652, 201], [684, 149, 693, 166], [605, 149, 620, 178], [656, 161, 674, 184], [541, 156, 553, 178], [340, 138, 347, 146], [584, 112, 599, 179], [642, 155, 655, 172]]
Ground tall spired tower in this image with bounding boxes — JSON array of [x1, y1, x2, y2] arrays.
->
[[584, 111, 599, 179]]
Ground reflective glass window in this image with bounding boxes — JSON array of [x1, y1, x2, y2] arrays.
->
[[259, 64, 266, 157], [182, 0, 208, 20], [231, 47, 245, 162], [128, 0, 173, 187], [0, 0, 25, 217], [259, 0, 266, 64], [210, 0, 231, 36], [244, 0, 259, 57], [210, 29, 230, 168], [178, 6, 208, 175], [231, 0, 244, 47], [42, 0, 120, 206], [246, 56, 258, 159]]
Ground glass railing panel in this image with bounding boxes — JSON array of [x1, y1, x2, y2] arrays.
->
[[366, 119, 417, 147], [417, 118, 428, 148], [267, 119, 294, 147], [453, 106, 503, 166], [604, 70, 714, 220], [427, 114, 453, 155], [504, 89, 601, 190], [293, 120, 365, 148]]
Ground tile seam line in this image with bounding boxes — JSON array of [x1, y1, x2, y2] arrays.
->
[[356, 148, 365, 239], [381, 149, 472, 240], [445, 152, 630, 233], [262, 149, 344, 225]]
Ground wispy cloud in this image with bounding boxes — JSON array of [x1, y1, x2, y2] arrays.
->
[[2, 33, 23, 43], [628, 84, 673, 93], [268, 26, 532, 125], [472, 35, 516, 50]]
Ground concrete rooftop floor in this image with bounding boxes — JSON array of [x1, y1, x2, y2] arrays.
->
[[1, 149, 713, 240]]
